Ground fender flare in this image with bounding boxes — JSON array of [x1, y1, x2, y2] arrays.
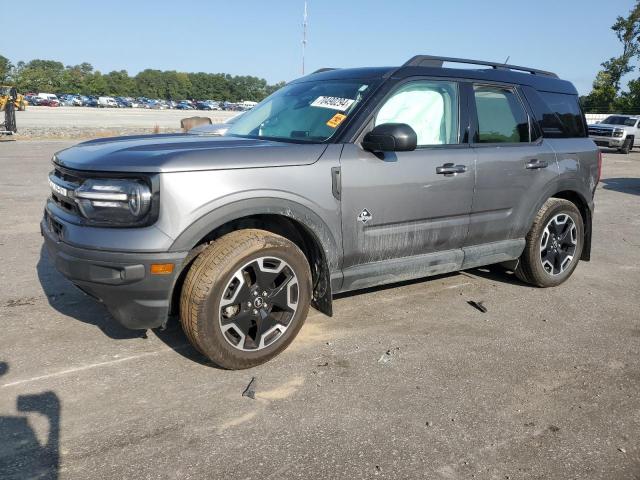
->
[[168, 197, 341, 272], [522, 185, 593, 261]]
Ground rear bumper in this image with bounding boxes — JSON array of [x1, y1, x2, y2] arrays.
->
[[41, 216, 188, 330]]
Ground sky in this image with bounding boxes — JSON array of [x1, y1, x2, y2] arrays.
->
[[3, 0, 638, 95]]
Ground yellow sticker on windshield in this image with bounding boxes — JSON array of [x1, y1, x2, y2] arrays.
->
[[326, 113, 347, 128]]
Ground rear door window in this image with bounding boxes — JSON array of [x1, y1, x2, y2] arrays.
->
[[521, 87, 587, 138], [473, 85, 529, 143], [538, 91, 586, 137]]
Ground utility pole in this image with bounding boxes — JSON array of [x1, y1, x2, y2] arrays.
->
[[302, 1, 308, 75]]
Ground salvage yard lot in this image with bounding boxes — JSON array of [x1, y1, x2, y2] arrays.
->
[[13, 107, 236, 138], [0, 141, 639, 479]]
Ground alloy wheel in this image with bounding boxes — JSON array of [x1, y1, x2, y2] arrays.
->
[[539, 213, 578, 275], [219, 256, 299, 351]]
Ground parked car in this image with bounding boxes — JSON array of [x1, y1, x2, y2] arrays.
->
[[176, 101, 194, 110], [43, 55, 599, 369], [588, 114, 640, 153], [36, 93, 60, 107], [98, 96, 118, 108]]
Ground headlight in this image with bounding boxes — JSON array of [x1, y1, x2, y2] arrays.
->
[[75, 178, 153, 226], [613, 129, 624, 137]]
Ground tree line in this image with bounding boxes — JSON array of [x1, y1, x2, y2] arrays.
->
[[581, 1, 640, 113], [0, 56, 286, 102]]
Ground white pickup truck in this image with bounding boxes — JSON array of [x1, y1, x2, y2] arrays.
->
[[588, 114, 640, 153]]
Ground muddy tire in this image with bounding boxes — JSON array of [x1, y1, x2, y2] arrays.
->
[[180, 229, 312, 369], [515, 199, 583, 287]]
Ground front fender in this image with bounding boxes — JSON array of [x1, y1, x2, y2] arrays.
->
[[168, 196, 341, 273]]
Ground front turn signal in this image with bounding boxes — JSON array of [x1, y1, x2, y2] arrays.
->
[[150, 263, 174, 275]]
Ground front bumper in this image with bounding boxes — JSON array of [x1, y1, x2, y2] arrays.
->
[[41, 215, 188, 330], [589, 135, 624, 148]]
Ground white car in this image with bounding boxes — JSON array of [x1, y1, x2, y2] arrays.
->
[[97, 96, 118, 108]]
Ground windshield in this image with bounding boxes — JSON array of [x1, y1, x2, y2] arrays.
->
[[602, 116, 637, 126], [227, 79, 377, 142]]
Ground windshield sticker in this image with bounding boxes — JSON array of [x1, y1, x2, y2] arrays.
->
[[326, 113, 347, 128], [311, 96, 355, 111]]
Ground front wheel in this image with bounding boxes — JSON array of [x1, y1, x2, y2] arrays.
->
[[619, 137, 632, 154], [180, 229, 312, 369], [515, 199, 584, 287]]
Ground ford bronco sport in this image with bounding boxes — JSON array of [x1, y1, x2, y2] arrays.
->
[[43, 55, 600, 369]]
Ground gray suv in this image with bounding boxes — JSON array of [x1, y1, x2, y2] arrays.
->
[[42, 55, 600, 369]]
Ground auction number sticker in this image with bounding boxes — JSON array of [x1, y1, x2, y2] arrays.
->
[[326, 113, 347, 128], [311, 96, 355, 111]]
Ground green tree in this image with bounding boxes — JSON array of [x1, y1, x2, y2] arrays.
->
[[104, 70, 135, 96], [62, 63, 94, 93], [15, 59, 65, 92], [83, 71, 108, 96], [584, 1, 640, 112], [0, 54, 13, 83]]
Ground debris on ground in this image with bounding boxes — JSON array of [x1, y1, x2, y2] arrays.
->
[[242, 377, 257, 399], [139, 330, 148, 339], [618, 447, 626, 453], [467, 300, 488, 313], [378, 347, 400, 364], [2, 297, 38, 308], [426, 421, 433, 427], [548, 425, 560, 433], [316, 362, 329, 367]]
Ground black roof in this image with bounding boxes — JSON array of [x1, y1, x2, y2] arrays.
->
[[293, 56, 577, 95]]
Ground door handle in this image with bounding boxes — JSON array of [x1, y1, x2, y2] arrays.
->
[[436, 163, 467, 175], [526, 159, 548, 170]]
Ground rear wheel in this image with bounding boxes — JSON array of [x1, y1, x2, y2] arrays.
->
[[180, 229, 312, 369], [515, 199, 583, 287]]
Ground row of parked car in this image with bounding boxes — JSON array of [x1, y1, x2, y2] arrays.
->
[[23, 93, 257, 111]]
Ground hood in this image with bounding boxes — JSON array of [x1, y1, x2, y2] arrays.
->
[[589, 123, 617, 130], [54, 133, 329, 173]]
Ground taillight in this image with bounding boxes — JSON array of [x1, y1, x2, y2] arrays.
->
[[596, 150, 603, 184]]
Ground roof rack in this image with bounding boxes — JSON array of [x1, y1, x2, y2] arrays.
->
[[312, 68, 337, 74], [402, 55, 558, 78]]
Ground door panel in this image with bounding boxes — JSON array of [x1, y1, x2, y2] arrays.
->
[[465, 83, 559, 246], [466, 142, 558, 245], [339, 144, 476, 268]]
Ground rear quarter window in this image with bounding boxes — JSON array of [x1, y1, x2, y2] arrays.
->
[[522, 87, 587, 138]]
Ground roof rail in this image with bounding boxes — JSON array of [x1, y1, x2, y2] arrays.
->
[[312, 68, 337, 74], [402, 55, 558, 78]]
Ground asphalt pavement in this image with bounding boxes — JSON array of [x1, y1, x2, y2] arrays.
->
[[0, 140, 638, 479]]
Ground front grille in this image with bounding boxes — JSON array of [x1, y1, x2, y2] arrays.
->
[[588, 127, 613, 137]]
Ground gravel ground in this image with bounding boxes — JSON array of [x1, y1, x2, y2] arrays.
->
[[0, 141, 638, 479], [10, 106, 237, 139]]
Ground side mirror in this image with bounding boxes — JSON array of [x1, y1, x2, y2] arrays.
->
[[362, 123, 417, 152]]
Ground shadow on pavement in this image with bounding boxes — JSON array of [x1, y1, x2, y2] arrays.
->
[[465, 264, 530, 287], [36, 245, 141, 340], [0, 362, 60, 480], [601, 177, 640, 196], [37, 245, 212, 366]]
